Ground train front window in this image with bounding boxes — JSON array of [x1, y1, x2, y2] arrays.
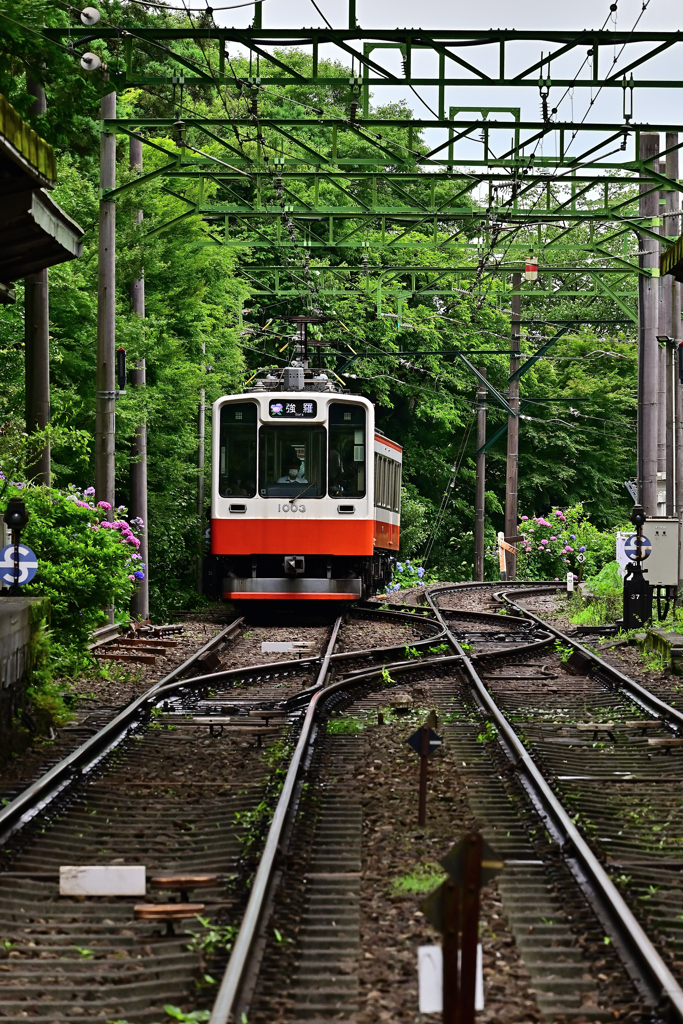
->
[[219, 403, 257, 497], [329, 403, 366, 498], [259, 425, 327, 498]]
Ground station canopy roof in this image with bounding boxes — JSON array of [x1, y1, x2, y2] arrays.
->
[[0, 94, 83, 303]]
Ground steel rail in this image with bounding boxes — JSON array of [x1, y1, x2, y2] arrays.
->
[[208, 615, 342, 1024], [426, 588, 683, 1019], [0, 618, 243, 844], [500, 586, 683, 732]]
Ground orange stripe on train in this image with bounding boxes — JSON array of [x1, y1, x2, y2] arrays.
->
[[212, 518, 399, 555]]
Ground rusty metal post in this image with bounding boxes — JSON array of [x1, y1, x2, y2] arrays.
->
[[638, 133, 661, 515], [459, 833, 483, 1024], [418, 725, 429, 826], [96, 90, 117, 510], [129, 134, 149, 619], [442, 878, 460, 1024], [504, 273, 521, 578], [474, 372, 487, 582]]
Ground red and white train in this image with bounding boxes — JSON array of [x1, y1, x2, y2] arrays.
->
[[205, 367, 401, 603]]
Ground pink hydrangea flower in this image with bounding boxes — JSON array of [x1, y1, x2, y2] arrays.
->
[[97, 501, 112, 510], [521, 516, 528, 521], [541, 539, 549, 546]]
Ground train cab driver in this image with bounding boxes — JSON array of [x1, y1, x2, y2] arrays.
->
[[278, 447, 307, 484]]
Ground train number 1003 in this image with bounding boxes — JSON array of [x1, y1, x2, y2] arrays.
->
[[277, 503, 306, 513]]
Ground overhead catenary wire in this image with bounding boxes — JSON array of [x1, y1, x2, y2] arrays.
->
[[421, 410, 476, 565]]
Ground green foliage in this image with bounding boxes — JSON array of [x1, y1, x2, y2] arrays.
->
[[0, 480, 139, 670], [391, 862, 445, 895], [185, 917, 237, 959], [516, 504, 621, 582], [477, 721, 499, 744], [570, 560, 623, 626], [326, 714, 366, 734]]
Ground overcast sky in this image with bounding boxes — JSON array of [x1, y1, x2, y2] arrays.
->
[[197, 0, 683, 149]]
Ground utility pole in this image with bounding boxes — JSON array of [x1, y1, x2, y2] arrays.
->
[[474, 372, 487, 582], [95, 89, 117, 510], [129, 135, 149, 620], [638, 133, 661, 516], [197, 342, 206, 593], [656, 156, 670, 515], [665, 134, 683, 520], [24, 80, 50, 486], [504, 272, 521, 578]]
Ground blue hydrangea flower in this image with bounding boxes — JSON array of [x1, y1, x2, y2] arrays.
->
[[396, 562, 403, 572], [417, 567, 425, 578], [134, 570, 145, 581]]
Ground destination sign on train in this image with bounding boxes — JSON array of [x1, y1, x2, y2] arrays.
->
[[269, 399, 318, 418]]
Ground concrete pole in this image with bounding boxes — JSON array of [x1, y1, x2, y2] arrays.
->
[[504, 272, 522, 578], [655, 155, 673, 515], [95, 90, 117, 510], [666, 134, 683, 521], [24, 81, 50, 486], [474, 374, 487, 582], [129, 135, 149, 620], [638, 133, 661, 515]]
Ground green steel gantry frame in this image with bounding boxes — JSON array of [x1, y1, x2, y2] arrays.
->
[[35, 8, 683, 360]]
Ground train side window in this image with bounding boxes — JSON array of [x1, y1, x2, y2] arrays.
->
[[219, 402, 257, 498], [329, 403, 366, 498], [394, 461, 402, 513]]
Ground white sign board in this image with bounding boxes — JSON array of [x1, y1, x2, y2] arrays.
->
[[261, 641, 315, 653], [418, 944, 483, 1013], [60, 865, 146, 897]]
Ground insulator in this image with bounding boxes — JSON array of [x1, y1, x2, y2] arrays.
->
[[349, 101, 358, 124]]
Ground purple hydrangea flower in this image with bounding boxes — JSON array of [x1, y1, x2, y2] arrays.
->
[[134, 570, 145, 580], [97, 501, 112, 511], [84, 486, 95, 496], [579, 546, 585, 553]]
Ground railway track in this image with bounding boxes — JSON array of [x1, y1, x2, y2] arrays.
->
[[4, 586, 683, 1022]]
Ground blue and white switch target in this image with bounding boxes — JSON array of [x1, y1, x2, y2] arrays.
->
[[624, 534, 652, 561], [0, 544, 38, 586]]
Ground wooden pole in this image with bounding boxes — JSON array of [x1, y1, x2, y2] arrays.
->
[[442, 879, 460, 1024], [96, 90, 117, 510], [638, 133, 661, 515], [129, 135, 149, 620], [504, 273, 521, 578], [459, 833, 483, 1024], [474, 373, 487, 582], [197, 340, 206, 593]]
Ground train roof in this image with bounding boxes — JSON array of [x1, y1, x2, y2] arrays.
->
[[244, 367, 341, 394]]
